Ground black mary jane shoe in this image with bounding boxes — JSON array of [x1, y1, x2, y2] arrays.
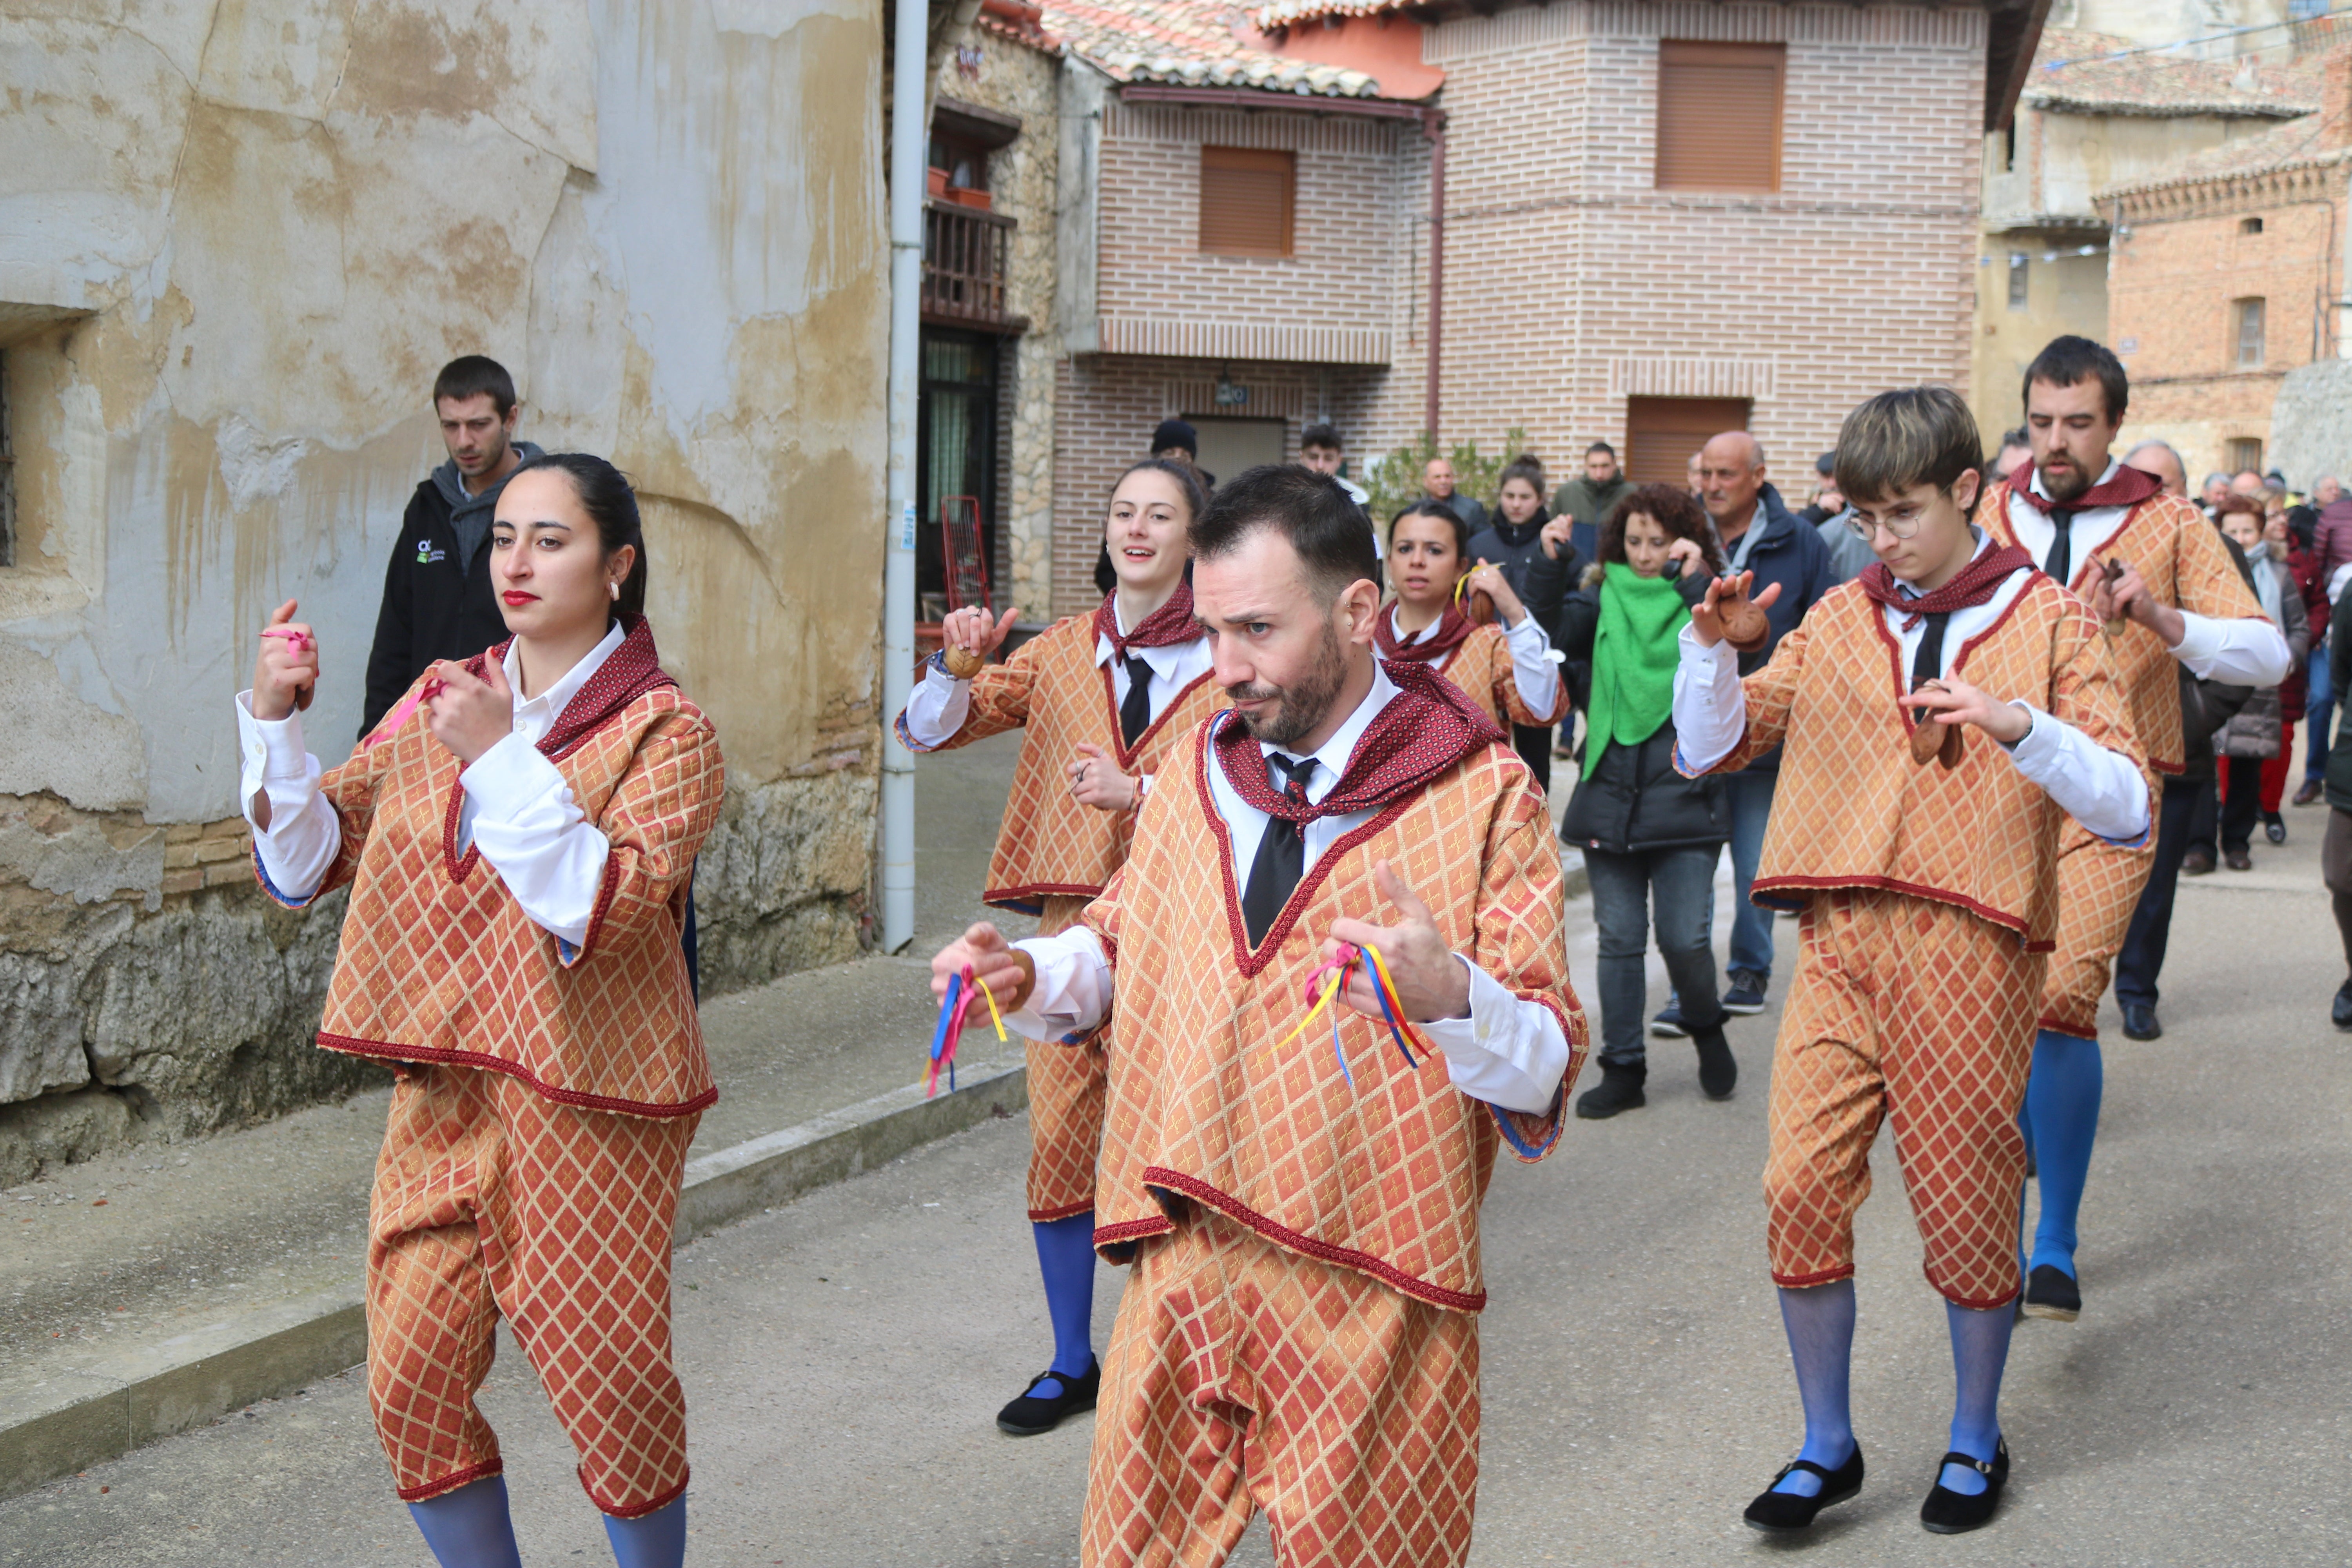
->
[[2022, 1263, 2081, 1322], [1743, 1443, 1864, 1533], [995, 1360, 1101, 1436], [1920, 1440, 2009, 1534]]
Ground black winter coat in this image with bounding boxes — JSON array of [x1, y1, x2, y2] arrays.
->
[[1465, 511, 1576, 644], [361, 481, 514, 736], [1555, 567, 1726, 851]]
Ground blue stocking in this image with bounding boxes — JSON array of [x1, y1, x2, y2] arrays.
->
[[1031, 1211, 1098, 1394], [1941, 1299, 2014, 1494], [2022, 1029, 2102, 1278], [603, 1494, 687, 1568], [1769, 1279, 1857, 1496], [407, 1474, 524, 1568]]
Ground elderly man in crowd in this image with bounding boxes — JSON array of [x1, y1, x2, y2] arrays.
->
[[2123, 439, 2188, 499], [2201, 472, 2232, 519], [1417, 456, 1488, 532]]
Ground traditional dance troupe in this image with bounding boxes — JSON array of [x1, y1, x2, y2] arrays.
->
[[236, 334, 2288, 1566]]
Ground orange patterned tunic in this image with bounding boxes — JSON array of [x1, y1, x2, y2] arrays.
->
[[1699, 575, 2152, 951], [896, 613, 1221, 912], [1082, 722, 1586, 1313], [1432, 622, 1572, 732], [254, 621, 722, 1117]]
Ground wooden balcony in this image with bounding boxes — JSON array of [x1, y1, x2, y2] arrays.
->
[[922, 200, 1030, 334]]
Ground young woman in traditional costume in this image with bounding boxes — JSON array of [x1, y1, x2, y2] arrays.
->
[[1379, 501, 1570, 738], [238, 454, 719, 1568], [1674, 388, 2152, 1536], [896, 457, 1223, 1437], [1554, 483, 1735, 1117]]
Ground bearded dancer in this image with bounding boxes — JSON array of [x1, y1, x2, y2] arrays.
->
[[1675, 390, 2151, 1536], [898, 458, 1224, 1437], [930, 464, 1584, 1567], [1379, 501, 1571, 737], [238, 455, 718, 1568], [1977, 337, 2290, 1324]]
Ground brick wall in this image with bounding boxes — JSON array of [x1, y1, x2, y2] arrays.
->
[[2109, 170, 2347, 480]]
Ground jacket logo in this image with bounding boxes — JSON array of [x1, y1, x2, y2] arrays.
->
[[415, 540, 447, 564]]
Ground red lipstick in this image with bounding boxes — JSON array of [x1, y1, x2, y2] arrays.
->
[[501, 591, 538, 606]]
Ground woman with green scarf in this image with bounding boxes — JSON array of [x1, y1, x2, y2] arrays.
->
[[1559, 484, 1735, 1119]]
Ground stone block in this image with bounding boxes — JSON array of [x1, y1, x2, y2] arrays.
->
[[0, 1087, 134, 1188], [2267, 360, 2352, 490]]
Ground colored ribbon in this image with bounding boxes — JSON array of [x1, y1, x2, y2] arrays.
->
[[259, 626, 316, 713], [1271, 942, 1429, 1088], [365, 671, 448, 749], [926, 964, 1005, 1099]]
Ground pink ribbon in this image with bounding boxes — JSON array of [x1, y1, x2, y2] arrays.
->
[[259, 626, 315, 713]]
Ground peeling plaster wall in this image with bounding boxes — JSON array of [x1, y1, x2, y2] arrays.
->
[[0, 0, 887, 1183]]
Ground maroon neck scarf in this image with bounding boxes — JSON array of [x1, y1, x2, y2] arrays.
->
[[469, 614, 678, 758], [1212, 661, 1504, 822], [1094, 583, 1200, 662], [2009, 461, 2163, 515], [1374, 600, 1476, 664], [1858, 544, 2036, 632]]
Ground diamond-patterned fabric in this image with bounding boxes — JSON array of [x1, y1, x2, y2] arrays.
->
[[1083, 726, 1586, 1312], [1029, 894, 1112, 1220], [1080, 1207, 1481, 1568], [2037, 826, 2157, 1038], [1977, 481, 2268, 773], [1432, 623, 1572, 732], [366, 1064, 697, 1515], [1764, 889, 2044, 1308], [1699, 572, 2152, 950], [894, 615, 1222, 911], [255, 641, 722, 1116]]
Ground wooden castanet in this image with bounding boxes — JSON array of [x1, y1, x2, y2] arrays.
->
[[943, 644, 986, 678], [1906, 680, 1966, 769], [1716, 596, 1771, 655], [2093, 556, 2129, 638]]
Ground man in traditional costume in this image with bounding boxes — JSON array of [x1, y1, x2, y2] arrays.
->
[[1673, 389, 2152, 1535], [900, 459, 1226, 1436], [1975, 336, 2290, 1323], [931, 463, 1586, 1567]]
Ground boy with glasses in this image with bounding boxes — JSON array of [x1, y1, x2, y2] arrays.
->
[[1674, 387, 2151, 1537]]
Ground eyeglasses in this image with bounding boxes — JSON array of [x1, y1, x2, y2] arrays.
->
[[1846, 506, 1928, 542]]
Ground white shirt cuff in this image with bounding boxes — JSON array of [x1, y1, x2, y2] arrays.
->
[[1670, 626, 1744, 773], [1005, 928, 1113, 1042], [1415, 956, 1570, 1115], [902, 657, 972, 750], [2000, 703, 2152, 844], [236, 690, 337, 900], [459, 732, 611, 947]]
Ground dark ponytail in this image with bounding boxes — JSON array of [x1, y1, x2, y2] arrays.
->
[[516, 452, 648, 620]]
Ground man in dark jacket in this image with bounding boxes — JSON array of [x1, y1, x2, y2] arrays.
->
[[1697, 431, 1835, 1016], [1551, 441, 1633, 568], [1416, 456, 1486, 532], [362, 356, 544, 735], [1468, 456, 1577, 787]]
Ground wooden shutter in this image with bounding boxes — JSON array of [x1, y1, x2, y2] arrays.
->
[[1624, 397, 1751, 487], [1656, 41, 1785, 192], [1200, 147, 1296, 258]]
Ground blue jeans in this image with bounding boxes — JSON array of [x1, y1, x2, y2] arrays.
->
[[2307, 642, 2335, 784], [1586, 845, 1722, 1067], [1726, 769, 1778, 982]]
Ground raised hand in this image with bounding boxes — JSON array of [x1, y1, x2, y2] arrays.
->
[[1689, 570, 1782, 652], [1463, 559, 1526, 626], [252, 600, 318, 721], [943, 606, 1018, 661], [1068, 741, 1142, 812], [2087, 555, 2185, 646], [1538, 514, 1574, 561], [424, 657, 517, 766], [1323, 861, 1471, 1024], [931, 921, 1036, 1024]]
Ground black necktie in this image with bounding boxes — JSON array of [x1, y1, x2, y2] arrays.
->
[[1241, 755, 1317, 946], [1912, 610, 1950, 689], [1119, 654, 1154, 748], [2043, 507, 2076, 584]]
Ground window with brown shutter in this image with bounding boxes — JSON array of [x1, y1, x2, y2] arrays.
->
[[1655, 41, 1785, 192], [1624, 396, 1750, 487], [1200, 147, 1296, 258]]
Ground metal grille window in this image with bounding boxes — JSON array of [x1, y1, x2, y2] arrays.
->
[[2235, 297, 2267, 368], [1199, 147, 1295, 258], [2008, 253, 2029, 309], [1655, 41, 1785, 192]]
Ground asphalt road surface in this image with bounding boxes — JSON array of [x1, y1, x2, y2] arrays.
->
[[4, 808, 2346, 1566]]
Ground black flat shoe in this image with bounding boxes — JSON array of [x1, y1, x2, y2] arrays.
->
[[2265, 813, 2287, 844], [996, 1360, 1100, 1436], [1744, 1443, 1864, 1533], [2121, 1001, 2161, 1041], [1920, 1440, 2009, 1534], [2021, 1263, 2080, 1322], [1575, 1063, 1646, 1120], [2334, 978, 2352, 1032], [1692, 1025, 1737, 1100]]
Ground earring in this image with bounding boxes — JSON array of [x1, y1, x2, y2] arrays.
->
[[610, 581, 620, 601]]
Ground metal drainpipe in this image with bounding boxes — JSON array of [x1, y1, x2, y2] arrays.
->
[[881, 0, 926, 953], [1423, 108, 1446, 438]]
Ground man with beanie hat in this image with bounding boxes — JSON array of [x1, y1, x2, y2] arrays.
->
[[1151, 419, 1214, 489]]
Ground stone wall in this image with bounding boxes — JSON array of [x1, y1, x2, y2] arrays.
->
[[0, 0, 889, 1183]]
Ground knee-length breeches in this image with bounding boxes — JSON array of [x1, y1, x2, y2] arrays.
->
[[2038, 823, 2158, 1040], [1081, 1209, 1481, 1568], [366, 1064, 698, 1515], [1027, 894, 1110, 1221], [1765, 890, 2045, 1308]]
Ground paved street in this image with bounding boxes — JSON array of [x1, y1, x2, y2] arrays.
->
[[4, 753, 2348, 1566]]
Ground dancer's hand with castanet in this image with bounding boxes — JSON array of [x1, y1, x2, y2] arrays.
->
[[425, 657, 517, 766], [932, 921, 1036, 1024], [1321, 861, 1471, 1023], [2086, 555, 2184, 646], [1688, 570, 1782, 652], [251, 600, 319, 722], [1901, 675, 2029, 745]]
